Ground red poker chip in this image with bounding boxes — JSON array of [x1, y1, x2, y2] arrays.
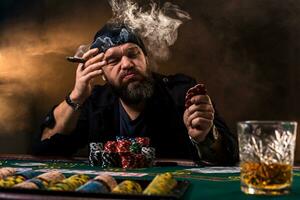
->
[[116, 140, 131, 153], [104, 141, 117, 153], [135, 137, 150, 147], [185, 84, 207, 108], [134, 154, 147, 168], [120, 152, 136, 169]]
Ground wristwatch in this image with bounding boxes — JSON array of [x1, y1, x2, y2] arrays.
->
[[190, 125, 220, 145], [65, 93, 82, 111]]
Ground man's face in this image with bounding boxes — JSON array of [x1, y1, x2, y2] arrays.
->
[[102, 43, 154, 104]]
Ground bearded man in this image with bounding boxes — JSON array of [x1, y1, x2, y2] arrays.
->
[[33, 23, 238, 165]]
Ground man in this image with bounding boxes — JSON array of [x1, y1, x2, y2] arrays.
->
[[33, 23, 238, 165]]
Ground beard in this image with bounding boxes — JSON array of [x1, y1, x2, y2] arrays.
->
[[109, 70, 154, 105]]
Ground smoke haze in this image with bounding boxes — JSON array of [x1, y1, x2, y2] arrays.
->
[[109, 0, 190, 61]]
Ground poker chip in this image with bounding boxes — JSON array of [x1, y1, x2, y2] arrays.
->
[[120, 152, 136, 169], [134, 154, 147, 168], [112, 180, 142, 194], [101, 152, 120, 168], [89, 150, 102, 167], [77, 173, 117, 193], [89, 142, 103, 151], [94, 174, 117, 191], [143, 173, 177, 195], [0, 170, 36, 188], [13, 171, 65, 189], [135, 137, 150, 147], [116, 140, 131, 153], [93, 137, 155, 169], [185, 83, 207, 108], [76, 179, 109, 193], [141, 147, 155, 167], [104, 141, 117, 153], [37, 170, 65, 185], [48, 174, 90, 191], [0, 167, 16, 179], [129, 142, 141, 154]]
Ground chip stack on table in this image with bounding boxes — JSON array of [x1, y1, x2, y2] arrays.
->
[[13, 170, 65, 190], [143, 172, 177, 195], [0, 170, 36, 188], [89, 137, 155, 168], [112, 180, 142, 194], [48, 174, 90, 191], [0, 167, 16, 179], [76, 174, 117, 193]]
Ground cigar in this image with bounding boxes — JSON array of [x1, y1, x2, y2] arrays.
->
[[66, 56, 86, 63]]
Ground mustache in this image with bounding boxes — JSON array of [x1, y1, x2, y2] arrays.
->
[[119, 69, 141, 80]]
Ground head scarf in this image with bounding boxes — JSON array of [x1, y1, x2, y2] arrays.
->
[[90, 23, 147, 55]]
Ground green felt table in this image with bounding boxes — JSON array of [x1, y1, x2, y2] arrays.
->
[[0, 155, 299, 200]]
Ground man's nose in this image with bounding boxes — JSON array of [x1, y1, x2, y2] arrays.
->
[[120, 56, 134, 70]]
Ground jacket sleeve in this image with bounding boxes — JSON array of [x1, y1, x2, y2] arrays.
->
[[32, 102, 90, 156]]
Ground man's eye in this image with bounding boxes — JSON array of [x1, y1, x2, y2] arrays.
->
[[107, 58, 120, 66], [127, 50, 140, 59]]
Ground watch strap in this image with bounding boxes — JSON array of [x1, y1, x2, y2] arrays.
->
[[65, 93, 82, 111]]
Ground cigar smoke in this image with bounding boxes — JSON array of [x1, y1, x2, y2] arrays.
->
[[109, 0, 191, 61]]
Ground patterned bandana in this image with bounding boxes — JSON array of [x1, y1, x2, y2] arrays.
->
[[90, 23, 147, 55]]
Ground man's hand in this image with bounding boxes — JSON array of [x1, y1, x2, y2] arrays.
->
[[183, 94, 215, 143], [70, 48, 106, 104]]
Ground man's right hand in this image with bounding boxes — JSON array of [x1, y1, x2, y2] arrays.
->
[[70, 48, 106, 104]]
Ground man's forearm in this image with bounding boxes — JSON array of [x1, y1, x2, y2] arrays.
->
[[41, 100, 81, 141]]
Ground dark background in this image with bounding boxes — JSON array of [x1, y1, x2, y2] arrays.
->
[[0, 0, 300, 161]]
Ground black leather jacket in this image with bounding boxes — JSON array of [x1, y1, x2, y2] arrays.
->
[[33, 73, 238, 165]]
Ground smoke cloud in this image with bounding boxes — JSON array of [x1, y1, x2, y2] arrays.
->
[[109, 0, 191, 61]]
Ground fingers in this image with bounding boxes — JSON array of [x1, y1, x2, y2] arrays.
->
[[76, 48, 102, 73], [190, 117, 212, 129], [184, 95, 214, 130], [82, 61, 106, 76], [188, 111, 214, 123], [187, 102, 214, 115], [82, 48, 99, 60], [80, 69, 103, 83], [190, 95, 211, 105], [85, 52, 105, 67]]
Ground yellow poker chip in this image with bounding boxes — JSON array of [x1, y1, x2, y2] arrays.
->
[[49, 174, 89, 191], [112, 180, 142, 194], [143, 173, 177, 195], [0, 175, 26, 188]]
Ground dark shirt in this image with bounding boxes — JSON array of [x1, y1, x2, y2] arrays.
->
[[119, 102, 146, 137], [33, 73, 238, 165]]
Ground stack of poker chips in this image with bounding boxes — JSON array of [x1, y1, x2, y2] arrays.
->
[[89, 137, 155, 169], [0, 167, 16, 179], [112, 180, 143, 194], [13, 170, 65, 190], [89, 143, 103, 167], [0, 170, 36, 188], [143, 173, 177, 195], [76, 174, 117, 193], [48, 174, 90, 191]]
